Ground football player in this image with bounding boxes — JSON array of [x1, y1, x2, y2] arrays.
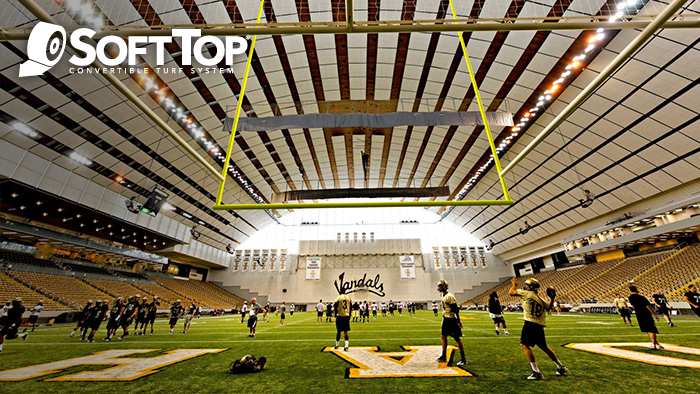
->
[[118, 295, 139, 340], [431, 300, 439, 317], [652, 290, 676, 327], [488, 292, 510, 336], [135, 296, 149, 335], [436, 280, 467, 366], [240, 301, 248, 324], [629, 286, 663, 349], [316, 300, 324, 324], [334, 289, 352, 351], [22, 300, 43, 332], [247, 298, 262, 338], [144, 296, 160, 335], [613, 293, 633, 327], [83, 300, 108, 343], [508, 278, 567, 380], [183, 299, 198, 333], [279, 302, 287, 326], [326, 302, 334, 323], [0, 297, 28, 353], [104, 297, 124, 341], [289, 303, 295, 317], [70, 300, 93, 337], [684, 284, 700, 318], [168, 300, 184, 334], [371, 302, 378, 319]]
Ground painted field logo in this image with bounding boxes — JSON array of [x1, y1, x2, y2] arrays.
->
[[323, 345, 473, 378], [0, 349, 225, 381], [566, 343, 700, 369]]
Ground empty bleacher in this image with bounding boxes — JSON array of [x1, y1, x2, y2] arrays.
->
[[152, 277, 242, 309], [0, 272, 67, 311], [9, 271, 113, 309], [132, 282, 190, 307], [85, 278, 153, 300], [0, 249, 58, 270], [560, 251, 674, 303]]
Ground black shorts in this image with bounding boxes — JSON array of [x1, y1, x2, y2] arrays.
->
[[146, 314, 156, 324], [120, 317, 133, 328], [636, 314, 658, 334], [657, 306, 669, 316], [27, 315, 38, 324], [317, 312, 323, 317], [336, 316, 350, 332], [280, 313, 285, 320], [247, 316, 257, 328], [372, 310, 377, 316], [136, 314, 147, 324], [441, 317, 462, 338], [520, 321, 547, 348], [692, 308, 700, 318], [491, 315, 506, 325], [106, 319, 120, 331], [1, 324, 19, 339], [89, 319, 102, 331], [169, 317, 178, 326], [619, 308, 631, 318]]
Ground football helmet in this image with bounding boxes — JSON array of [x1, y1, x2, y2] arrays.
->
[[524, 278, 540, 290]]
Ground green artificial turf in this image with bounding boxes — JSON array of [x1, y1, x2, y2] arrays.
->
[[1, 310, 698, 393]]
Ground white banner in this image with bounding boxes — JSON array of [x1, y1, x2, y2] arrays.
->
[[306, 256, 321, 281], [399, 255, 416, 280]]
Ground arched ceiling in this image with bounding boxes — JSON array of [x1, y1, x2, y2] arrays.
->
[[0, 0, 698, 257]]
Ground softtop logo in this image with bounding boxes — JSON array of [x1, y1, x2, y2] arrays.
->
[[19, 22, 248, 77]]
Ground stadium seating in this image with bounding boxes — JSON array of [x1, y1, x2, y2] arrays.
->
[[152, 277, 243, 309], [0, 249, 58, 270], [560, 251, 674, 303], [9, 271, 113, 310], [0, 272, 67, 311], [132, 282, 190, 307], [610, 245, 700, 302], [85, 278, 154, 300], [61, 262, 113, 276]]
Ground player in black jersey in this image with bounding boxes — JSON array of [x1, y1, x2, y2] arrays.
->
[[144, 297, 161, 335], [684, 284, 700, 318], [0, 297, 28, 353], [135, 297, 149, 335], [82, 299, 107, 342], [118, 295, 140, 340], [104, 297, 124, 341], [652, 291, 676, 327], [169, 300, 184, 334], [183, 300, 198, 333], [70, 300, 93, 338]]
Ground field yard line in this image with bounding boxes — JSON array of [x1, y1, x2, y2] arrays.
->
[[11, 332, 700, 346]]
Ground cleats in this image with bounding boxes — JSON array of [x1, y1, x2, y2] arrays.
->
[[436, 356, 447, 362], [456, 359, 467, 366], [334, 345, 338, 350], [527, 372, 543, 380], [69, 333, 75, 338], [20, 333, 27, 341], [505, 331, 511, 336], [343, 347, 348, 352], [495, 330, 500, 335], [556, 366, 568, 376], [649, 344, 657, 350], [87, 339, 94, 343], [657, 344, 665, 350]]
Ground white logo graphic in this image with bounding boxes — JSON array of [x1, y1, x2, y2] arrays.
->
[[566, 343, 700, 369], [0, 348, 225, 381], [323, 345, 473, 378], [19, 22, 67, 77], [18, 23, 248, 77]]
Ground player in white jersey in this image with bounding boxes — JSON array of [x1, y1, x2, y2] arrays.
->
[[240, 302, 248, 324], [23, 301, 43, 332], [432, 301, 439, 317], [381, 302, 387, 318], [316, 300, 325, 324], [290, 304, 295, 317], [371, 302, 378, 319]]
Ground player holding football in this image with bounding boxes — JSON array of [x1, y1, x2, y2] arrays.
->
[[508, 278, 568, 380], [436, 280, 467, 366], [334, 289, 352, 351]]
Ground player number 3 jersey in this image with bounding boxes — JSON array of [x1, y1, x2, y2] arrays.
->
[[517, 289, 548, 326], [441, 292, 458, 319], [335, 294, 352, 317]]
